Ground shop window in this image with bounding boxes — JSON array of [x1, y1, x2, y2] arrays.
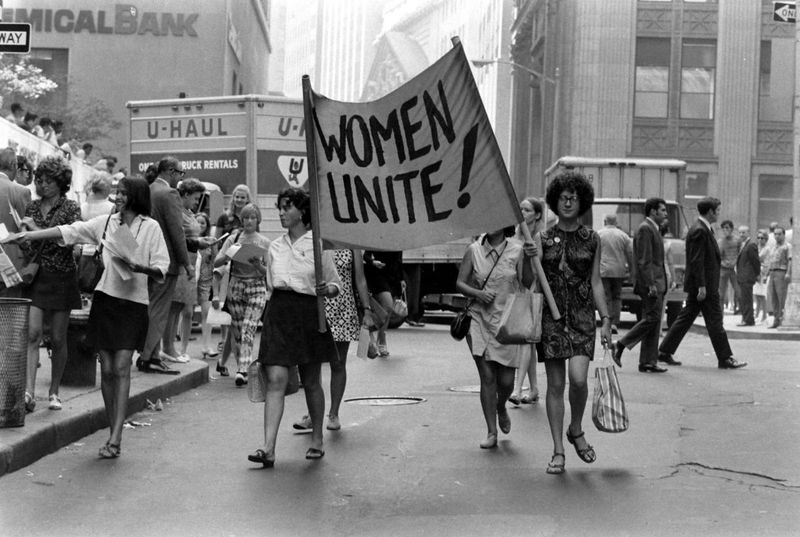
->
[[758, 174, 793, 229], [635, 38, 670, 118], [759, 39, 795, 122], [680, 40, 715, 119]]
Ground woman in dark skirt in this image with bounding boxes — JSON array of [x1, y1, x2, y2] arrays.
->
[[18, 156, 82, 413], [248, 187, 341, 468], [6, 177, 170, 459]]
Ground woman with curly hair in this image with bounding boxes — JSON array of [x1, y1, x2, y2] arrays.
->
[[539, 172, 612, 474], [19, 156, 82, 412]]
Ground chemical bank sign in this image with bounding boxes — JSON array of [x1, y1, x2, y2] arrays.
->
[[0, 5, 198, 36]]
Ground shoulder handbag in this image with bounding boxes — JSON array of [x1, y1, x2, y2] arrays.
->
[[78, 213, 113, 292], [592, 350, 629, 433], [450, 243, 505, 341]]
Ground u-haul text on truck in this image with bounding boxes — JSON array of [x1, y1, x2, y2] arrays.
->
[[127, 94, 307, 238]]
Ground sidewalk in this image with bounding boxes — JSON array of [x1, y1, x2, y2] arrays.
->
[[0, 337, 209, 477], [691, 311, 800, 340]]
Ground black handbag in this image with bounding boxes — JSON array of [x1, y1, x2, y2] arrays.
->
[[449, 243, 505, 341], [78, 213, 112, 292]]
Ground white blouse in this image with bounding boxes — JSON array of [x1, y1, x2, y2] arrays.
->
[[58, 213, 170, 305], [268, 231, 341, 296]]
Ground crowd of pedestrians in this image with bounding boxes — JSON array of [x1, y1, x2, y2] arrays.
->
[[0, 149, 796, 472]]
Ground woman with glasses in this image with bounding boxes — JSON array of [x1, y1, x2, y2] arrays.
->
[[539, 172, 612, 475], [18, 156, 82, 413], [755, 230, 770, 324]]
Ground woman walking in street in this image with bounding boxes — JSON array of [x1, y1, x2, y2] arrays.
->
[[293, 248, 375, 431], [510, 196, 546, 406], [539, 172, 612, 474], [214, 203, 270, 386], [5, 177, 170, 458], [248, 187, 341, 467], [19, 156, 82, 412], [455, 227, 537, 449]]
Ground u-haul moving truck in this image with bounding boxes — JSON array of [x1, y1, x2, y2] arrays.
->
[[127, 94, 307, 238]]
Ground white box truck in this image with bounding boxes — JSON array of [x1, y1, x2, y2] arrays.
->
[[127, 94, 308, 237]]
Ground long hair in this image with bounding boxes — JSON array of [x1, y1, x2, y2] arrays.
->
[[119, 176, 151, 216], [228, 184, 252, 215]]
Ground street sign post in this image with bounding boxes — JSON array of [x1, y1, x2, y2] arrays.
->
[[773, 1, 796, 23], [0, 23, 31, 53]]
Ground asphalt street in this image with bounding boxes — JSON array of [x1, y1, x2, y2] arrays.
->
[[0, 322, 798, 537]]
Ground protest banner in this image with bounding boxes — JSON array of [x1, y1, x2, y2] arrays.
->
[[304, 38, 522, 251]]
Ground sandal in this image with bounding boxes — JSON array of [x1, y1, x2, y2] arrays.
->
[[546, 452, 565, 474], [566, 428, 596, 464], [98, 442, 121, 459], [248, 449, 275, 468], [508, 394, 521, 406], [521, 393, 539, 404]]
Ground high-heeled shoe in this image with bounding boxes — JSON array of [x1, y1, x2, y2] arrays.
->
[[216, 360, 229, 376]]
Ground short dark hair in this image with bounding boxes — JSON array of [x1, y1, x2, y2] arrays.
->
[[644, 197, 666, 218], [119, 176, 151, 216], [35, 156, 72, 194], [277, 187, 311, 226], [144, 164, 159, 184], [774, 225, 786, 234], [720, 220, 734, 229], [24, 112, 38, 123], [39, 117, 52, 128], [696, 196, 721, 216], [177, 177, 205, 197], [156, 155, 181, 175], [10, 103, 23, 113], [545, 171, 594, 217], [82, 142, 93, 152]]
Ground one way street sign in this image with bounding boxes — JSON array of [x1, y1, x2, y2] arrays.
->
[[773, 1, 796, 23], [0, 23, 31, 53]]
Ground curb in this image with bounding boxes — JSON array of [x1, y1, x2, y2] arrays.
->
[[0, 360, 208, 477], [689, 322, 800, 341]]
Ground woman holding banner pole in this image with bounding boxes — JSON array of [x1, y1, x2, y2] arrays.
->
[[249, 187, 341, 467], [539, 172, 612, 474], [455, 226, 537, 449]]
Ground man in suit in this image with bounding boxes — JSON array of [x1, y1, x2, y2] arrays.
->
[[735, 225, 761, 326], [137, 156, 191, 374], [657, 197, 746, 369], [612, 198, 672, 372], [0, 148, 32, 298]]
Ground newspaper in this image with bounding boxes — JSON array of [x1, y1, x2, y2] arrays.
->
[[0, 244, 23, 288]]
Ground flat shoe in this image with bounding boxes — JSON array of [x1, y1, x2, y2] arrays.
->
[[235, 372, 247, 386], [498, 409, 511, 434], [508, 394, 521, 406], [520, 393, 539, 404], [480, 433, 498, 449], [216, 360, 229, 376], [546, 452, 565, 474], [98, 443, 121, 459], [566, 428, 596, 464], [24, 392, 36, 413], [305, 447, 325, 460], [248, 449, 275, 468], [326, 415, 341, 431], [638, 363, 668, 373], [293, 415, 312, 430]]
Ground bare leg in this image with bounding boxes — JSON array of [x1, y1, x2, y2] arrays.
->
[[329, 341, 349, 418], [98, 350, 115, 429], [511, 346, 531, 400], [47, 310, 71, 397], [199, 300, 212, 353], [526, 346, 539, 399], [178, 303, 193, 355], [300, 363, 325, 452], [263, 365, 289, 456], [161, 302, 183, 357], [544, 359, 567, 456], [25, 306, 44, 398], [473, 355, 498, 438], [108, 350, 133, 446], [375, 291, 393, 350]]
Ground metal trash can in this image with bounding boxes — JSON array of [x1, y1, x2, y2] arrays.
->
[[0, 298, 31, 428]]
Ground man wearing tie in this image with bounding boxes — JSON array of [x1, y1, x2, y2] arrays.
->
[[612, 198, 671, 372], [657, 197, 746, 369], [735, 225, 760, 327]]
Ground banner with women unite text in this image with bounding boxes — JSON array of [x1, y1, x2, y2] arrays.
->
[[305, 40, 522, 251]]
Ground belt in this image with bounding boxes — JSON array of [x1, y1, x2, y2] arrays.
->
[[770, 268, 787, 272]]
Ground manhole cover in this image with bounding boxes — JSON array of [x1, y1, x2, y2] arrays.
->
[[344, 396, 426, 406], [448, 385, 480, 393]]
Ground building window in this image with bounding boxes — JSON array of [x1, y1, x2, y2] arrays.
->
[[759, 39, 795, 123], [758, 175, 793, 229], [635, 38, 670, 118], [684, 171, 708, 222], [680, 40, 715, 119]]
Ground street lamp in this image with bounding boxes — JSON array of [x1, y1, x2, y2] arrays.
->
[[472, 58, 561, 178]]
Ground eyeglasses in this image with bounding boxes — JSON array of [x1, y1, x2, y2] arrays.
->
[[171, 168, 186, 177], [559, 194, 578, 204]]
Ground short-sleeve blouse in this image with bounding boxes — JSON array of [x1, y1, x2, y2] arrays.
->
[[22, 196, 82, 272]]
